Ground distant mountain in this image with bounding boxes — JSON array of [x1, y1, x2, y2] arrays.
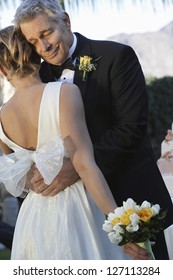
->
[[108, 21, 173, 78]]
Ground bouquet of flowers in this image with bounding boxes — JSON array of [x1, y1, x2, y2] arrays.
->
[[103, 198, 167, 259]]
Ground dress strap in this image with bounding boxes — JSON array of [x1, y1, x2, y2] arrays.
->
[[37, 82, 63, 148]]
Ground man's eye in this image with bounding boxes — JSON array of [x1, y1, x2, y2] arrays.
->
[[44, 31, 52, 37], [30, 41, 37, 46]]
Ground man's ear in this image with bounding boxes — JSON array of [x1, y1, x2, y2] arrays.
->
[[0, 65, 7, 77], [63, 12, 71, 30]]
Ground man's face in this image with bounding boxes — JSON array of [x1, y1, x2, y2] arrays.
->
[[20, 13, 73, 65]]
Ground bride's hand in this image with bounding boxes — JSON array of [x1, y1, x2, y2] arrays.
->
[[30, 158, 79, 196], [123, 242, 150, 260]]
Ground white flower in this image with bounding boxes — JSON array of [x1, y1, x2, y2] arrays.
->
[[123, 198, 138, 211], [108, 225, 124, 244], [112, 223, 124, 233], [107, 212, 117, 221], [102, 220, 113, 233], [140, 200, 151, 209], [113, 206, 125, 218], [130, 213, 140, 224], [126, 224, 139, 232], [126, 213, 140, 232], [151, 204, 160, 216]]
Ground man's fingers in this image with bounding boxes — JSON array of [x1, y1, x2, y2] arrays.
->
[[49, 185, 67, 196], [41, 184, 66, 196], [32, 171, 43, 180], [40, 185, 56, 196]]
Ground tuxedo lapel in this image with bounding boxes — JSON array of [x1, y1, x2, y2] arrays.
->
[[73, 66, 87, 100], [73, 33, 92, 99]]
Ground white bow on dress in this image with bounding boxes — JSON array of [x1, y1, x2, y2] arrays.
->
[[0, 136, 64, 197]]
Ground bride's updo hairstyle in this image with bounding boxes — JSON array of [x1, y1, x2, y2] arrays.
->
[[0, 25, 41, 79]]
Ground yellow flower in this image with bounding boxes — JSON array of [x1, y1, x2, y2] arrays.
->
[[78, 55, 101, 81], [126, 209, 135, 216], [136, 208, 153, 222], [79, 56, 92, 69], [120, 213, 131, 226], [111, 217, 120, 226], [119, 209, 135, 226]]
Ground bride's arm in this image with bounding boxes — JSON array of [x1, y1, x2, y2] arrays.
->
[[60, 83, 117, 215]]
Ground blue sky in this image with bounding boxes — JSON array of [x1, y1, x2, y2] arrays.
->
[[1, 0, 173, 39], [65, 0, 173, 39]]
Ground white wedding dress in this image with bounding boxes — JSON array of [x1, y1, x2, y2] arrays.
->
[[0, 82, 130, 260]]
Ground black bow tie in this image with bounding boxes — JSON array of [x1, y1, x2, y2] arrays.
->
[[51, 57, 74, 79]]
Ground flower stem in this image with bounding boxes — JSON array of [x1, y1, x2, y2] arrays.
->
[[82, 71, 87, 81], [136, 239, 155, 260]]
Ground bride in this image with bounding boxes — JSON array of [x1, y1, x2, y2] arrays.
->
[[0, 25, 148, 260]]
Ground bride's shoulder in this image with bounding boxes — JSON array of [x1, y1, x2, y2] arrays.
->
[[61, 82, 80, 96]]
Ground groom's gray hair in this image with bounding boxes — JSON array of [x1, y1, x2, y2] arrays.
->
[[14, 0, 65, 28]]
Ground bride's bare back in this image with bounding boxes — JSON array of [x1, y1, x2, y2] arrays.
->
[[0, 82, 46, 150]]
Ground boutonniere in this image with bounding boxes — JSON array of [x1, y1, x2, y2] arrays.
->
[[77, 55, 102, 81]]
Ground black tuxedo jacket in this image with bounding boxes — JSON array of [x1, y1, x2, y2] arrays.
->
[[40, 33, 173, 229]]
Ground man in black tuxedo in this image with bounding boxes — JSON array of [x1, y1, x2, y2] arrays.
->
[[14, 0, 173, 259]]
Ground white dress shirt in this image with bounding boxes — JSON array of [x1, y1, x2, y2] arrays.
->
[[57, 33, 77, 84]]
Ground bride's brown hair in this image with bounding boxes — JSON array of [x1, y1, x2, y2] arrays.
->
[[0, 25, 40, 78]]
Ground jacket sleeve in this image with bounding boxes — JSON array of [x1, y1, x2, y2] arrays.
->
[[93, 45, 149, 178]]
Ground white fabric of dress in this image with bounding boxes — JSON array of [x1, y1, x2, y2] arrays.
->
[[0, 82, 130, 260]]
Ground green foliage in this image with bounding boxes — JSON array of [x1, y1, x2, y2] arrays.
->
[[146, 76, 173, 160], [58, 0, 65, 9], [0, 248, 11, 259]]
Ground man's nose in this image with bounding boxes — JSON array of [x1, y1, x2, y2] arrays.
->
[[38, 39, 51, 52]]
